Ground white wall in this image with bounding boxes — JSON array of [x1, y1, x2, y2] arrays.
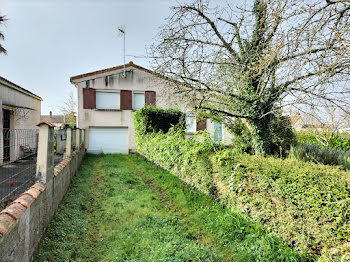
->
[[73, 66, 232, 151], [0, 83, 41, 130]]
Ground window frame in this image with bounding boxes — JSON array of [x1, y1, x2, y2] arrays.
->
[[95, 89, 120, 110], [133, 91, 145, 110], [185, 114, 196, 134]]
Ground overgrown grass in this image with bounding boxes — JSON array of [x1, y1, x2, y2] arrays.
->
[[35, 154, 219, 261], [35, 154, 308, 261], [135, 127, 350, 260], [130, 154, 310, 262]]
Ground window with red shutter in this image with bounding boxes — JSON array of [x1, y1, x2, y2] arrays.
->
[[120, 90, 132, 110], [83, 88, 96, 109], [196, 120, 207, 131], [145, 91, 156, 105]]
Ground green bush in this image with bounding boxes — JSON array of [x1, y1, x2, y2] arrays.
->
[[134, 109, 350, 260], [268, 115, 296, 157], [212, 150, 350, 260], [229, 115, 296, 157], [133, 106, 185, 136], [135, 126, 219, 195]]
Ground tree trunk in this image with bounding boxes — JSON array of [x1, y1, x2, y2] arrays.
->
[[250, 117, 272, 156]]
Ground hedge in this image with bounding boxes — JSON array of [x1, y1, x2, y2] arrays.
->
[[133, 114, 350, 260], [213, 150, 350, 260], [133, 106, 185, 136]]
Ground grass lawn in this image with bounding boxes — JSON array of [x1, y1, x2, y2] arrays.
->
[[35, 154, 310, 262]]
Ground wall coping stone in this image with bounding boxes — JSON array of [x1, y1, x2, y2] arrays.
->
[[54, 157, 72, 177], [0, 182, 46, 238]]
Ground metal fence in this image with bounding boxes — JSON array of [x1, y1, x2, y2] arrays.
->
[[0, 129, 38, 209]]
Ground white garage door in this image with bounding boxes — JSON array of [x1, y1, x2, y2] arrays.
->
[[88, 127, 129, 154]]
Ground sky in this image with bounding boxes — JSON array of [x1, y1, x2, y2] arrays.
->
[[0, 0, 175, 114]]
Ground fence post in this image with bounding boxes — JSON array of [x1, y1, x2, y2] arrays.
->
[[76, 128, 81, 150], [81, 129, 85, 146], [36, 122, 55, 184], [66, 127, 73, 158], [0, 130, 3, 165]]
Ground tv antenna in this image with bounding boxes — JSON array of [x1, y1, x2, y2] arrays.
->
[[118, 26, 126, 78]]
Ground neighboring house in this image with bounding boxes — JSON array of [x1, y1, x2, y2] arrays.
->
[[0, 76, 42, 163], [70, 61, 232, 154], [289, 115, 325, 131], [40, 112, 65, 129]]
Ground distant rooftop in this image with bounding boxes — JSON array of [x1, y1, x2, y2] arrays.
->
[[40, 115, 65, 123]]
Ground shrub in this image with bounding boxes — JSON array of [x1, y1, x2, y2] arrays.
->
[[291, 143, 350, 170], [212, 150, 350, 260], [135, 127, 218, 195], [133, 106, 185, 136], [296, 130, 350, 151], [229, 115, 296, 156], [134, 108, 350, 260], [268, 114, 296, 157]]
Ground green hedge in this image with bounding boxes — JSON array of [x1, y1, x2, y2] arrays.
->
[[135, 128, 218, 195], [213, 150, 350, 260], [134, 118, 350, 260], [133, 106, 185, 136]]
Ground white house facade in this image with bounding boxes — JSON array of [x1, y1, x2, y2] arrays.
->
[[70, 62, 232, 154]]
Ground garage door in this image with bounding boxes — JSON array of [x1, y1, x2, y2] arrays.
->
[[88, 127, 129, 154]]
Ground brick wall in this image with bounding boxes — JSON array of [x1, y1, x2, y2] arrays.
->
[[0, 142, 85, 261]]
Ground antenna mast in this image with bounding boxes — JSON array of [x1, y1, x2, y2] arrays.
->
[[118, 26, 126, 78]]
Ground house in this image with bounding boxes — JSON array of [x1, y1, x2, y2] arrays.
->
[[289, 115, 326, 131], [40, 112, 65, 129], [70, 61, 232, 154], [0, 76, 42, 163]]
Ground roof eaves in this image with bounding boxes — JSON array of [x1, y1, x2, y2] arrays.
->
[[69, 61, 187, 88], [0, 76, 42, 101]]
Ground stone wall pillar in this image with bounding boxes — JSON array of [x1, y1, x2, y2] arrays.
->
[[0, 131, 3, 165], [65, 127, 73, 158], [0, 98, 2, 165], [35, 122, 55, 184], [81, 129, 85, 146], [76, 128, 81, 150]]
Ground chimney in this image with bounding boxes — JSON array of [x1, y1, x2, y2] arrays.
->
[[50, 111, 52, 119]]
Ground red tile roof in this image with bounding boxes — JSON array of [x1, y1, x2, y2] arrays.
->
[[288, 115, 301, 125], [70, 61, 154, 82]]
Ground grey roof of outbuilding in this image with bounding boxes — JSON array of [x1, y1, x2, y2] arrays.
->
[[0, 75, 42, 101]]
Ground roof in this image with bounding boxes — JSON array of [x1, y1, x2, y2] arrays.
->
[[288, 115, 301, 125], [0, 76, 42, 101], [40, 115, 65, 123], [70, 61, 154, 83]]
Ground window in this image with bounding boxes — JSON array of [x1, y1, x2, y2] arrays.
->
[[133, 92, 145, 110], [96, 90, 120, 110], [185, 115, 196, 134]]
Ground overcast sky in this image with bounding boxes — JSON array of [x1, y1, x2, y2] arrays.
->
[[0, 0, 175, 114]]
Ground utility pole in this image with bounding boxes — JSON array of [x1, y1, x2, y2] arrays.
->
[[118, 26, 126, 78]]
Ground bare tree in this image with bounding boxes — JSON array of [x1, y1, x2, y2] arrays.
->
[[150, 0, 350, 155], [59, 91, 76, 123], [0, 15, 7, 54], [303, 101, 350, 146]]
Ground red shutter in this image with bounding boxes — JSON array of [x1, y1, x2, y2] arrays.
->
[[83, 88, 96, 109], [145, 91, 156, 105], [120, 90, 132, 110], [196, 120, 207, 131]]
